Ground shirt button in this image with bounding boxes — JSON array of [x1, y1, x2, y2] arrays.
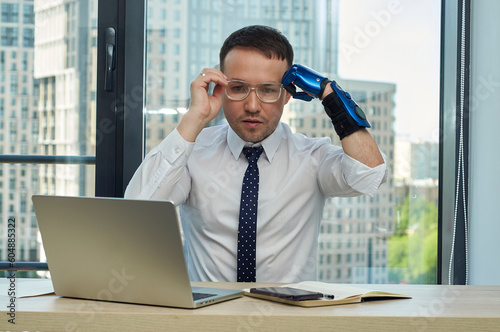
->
[[174, 147, 180, 154]]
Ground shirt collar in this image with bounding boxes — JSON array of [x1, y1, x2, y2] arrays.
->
[[227, 122, 285, 163]]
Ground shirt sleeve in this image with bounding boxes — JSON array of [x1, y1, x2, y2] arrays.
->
[[318, 147, 388, 198], [340, 152, 387, 197], [124, 128, 194, 204]]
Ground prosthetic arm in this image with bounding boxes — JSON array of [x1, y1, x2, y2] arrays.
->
[[282, 64, 370, 139]]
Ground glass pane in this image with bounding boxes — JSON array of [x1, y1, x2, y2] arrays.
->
[[144, 0, 440, 284], [0, 0, 98, 277], [327, 0, 441, 284]]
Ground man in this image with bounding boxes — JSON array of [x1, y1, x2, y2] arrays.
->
[[124, 25, 386, 282]]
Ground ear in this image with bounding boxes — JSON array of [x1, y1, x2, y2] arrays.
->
[[283, 90, 292, 105]]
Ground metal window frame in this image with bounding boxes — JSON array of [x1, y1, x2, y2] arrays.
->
[[95, 0, 146, 197], [0, 155, 95, 164], [438, 0, 470, 285]]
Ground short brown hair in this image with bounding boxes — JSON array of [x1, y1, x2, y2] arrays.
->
[[219, 25, 294, 72]]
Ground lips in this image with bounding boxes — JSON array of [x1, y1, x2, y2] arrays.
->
[[242, 118, 263, 127]]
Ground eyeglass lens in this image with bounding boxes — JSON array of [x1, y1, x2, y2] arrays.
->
[[226, 81, 282, 102]]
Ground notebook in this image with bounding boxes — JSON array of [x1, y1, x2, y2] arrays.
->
[[32, 195, 243, 308]]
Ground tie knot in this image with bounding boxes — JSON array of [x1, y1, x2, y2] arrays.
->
[[243, 147, 263, 164]]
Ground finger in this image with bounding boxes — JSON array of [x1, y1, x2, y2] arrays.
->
[[198, 68, 228, 84], [199, 67, 226, 77], [212, 83, 226, 99]]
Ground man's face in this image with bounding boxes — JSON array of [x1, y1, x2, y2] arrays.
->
[[222, 48, 291, 143]]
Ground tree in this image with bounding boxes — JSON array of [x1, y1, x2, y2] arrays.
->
[[388, 195, 438, 284]]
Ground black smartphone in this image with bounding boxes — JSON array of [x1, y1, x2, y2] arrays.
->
[[249, 287, 328, 301]]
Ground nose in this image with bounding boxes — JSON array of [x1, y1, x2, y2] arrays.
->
[[244, 88, 261, 113]]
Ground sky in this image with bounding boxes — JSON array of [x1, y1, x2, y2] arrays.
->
[[337, 0, 441, 142]]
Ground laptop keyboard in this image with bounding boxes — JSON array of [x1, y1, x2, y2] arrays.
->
[[193, 292, 216, 301]]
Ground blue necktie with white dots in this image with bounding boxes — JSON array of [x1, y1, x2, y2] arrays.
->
[[237, 146, 264, 282]]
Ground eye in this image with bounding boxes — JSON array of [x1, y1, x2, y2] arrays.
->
[[228, 82, 248, 93], [260, 84, 280, 94], [230, 85, 246, 92]]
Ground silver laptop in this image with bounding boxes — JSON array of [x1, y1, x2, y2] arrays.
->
[[32, 195, 243, 308]]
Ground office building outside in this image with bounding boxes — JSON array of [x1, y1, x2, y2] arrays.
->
[[33, 0, 96, 197], [394, 140, 439, 205], [289, 78, 396, 283], [0, 0, 39, 265]]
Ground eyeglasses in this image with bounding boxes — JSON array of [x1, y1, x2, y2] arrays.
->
[[225, 80, 284, 103]]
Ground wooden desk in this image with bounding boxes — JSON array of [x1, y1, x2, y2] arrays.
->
[[1, 280, 500, 331]]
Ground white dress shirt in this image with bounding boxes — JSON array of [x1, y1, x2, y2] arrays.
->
[[124, 122, 387, 282]]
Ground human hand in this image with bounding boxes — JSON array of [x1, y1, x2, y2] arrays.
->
[[178, 69, 228, 142], [188, 68, 228, 124]]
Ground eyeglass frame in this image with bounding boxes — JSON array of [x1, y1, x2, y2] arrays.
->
[[224, 79, 285, 103]]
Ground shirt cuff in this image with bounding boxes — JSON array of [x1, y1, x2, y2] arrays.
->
[[157, 128, 195, 166]]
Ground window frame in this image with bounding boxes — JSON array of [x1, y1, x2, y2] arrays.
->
[[95, 0, 146, 197], [438, 0, 470, 285]]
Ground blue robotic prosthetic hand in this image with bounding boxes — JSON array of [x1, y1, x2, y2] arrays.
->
[[282, 64, 370, 140]]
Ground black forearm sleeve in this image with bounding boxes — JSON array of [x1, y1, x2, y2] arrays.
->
[[322, 92, 365, 140]]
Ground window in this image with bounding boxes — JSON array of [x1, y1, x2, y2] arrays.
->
[[1, 3, 18, 23], [1, 27, 18, 46], [0, 0, 98, 277], [23, 4, 34, 24], [22, 28, 34, 47]]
